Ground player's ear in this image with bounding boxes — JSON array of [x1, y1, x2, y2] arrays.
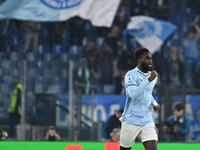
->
[[137, 57, 141, 63]]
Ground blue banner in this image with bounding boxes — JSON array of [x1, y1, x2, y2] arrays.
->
[[123, 16, 177, 53], [0, 0, 120, 27]]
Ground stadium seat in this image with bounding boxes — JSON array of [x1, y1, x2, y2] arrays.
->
[[49, 60, 61, 69], [51, 53, 61, 61], [69, 46, 82, 54], [0, 68, 10, 76], [52, 44, 67, 54], [0, 52, 8, 60], [27, 60, 37, 69], [1, 60, 13, 70], [43, 53, 53, 62], [0, 84, 11, 94], [63, 82, 69, 92], [96, 37, 104, 49], [47, 84, 62, 94], [27, 69, 42, 78], [43, 69, 58, 78], [0, 76, 3, 85], [2, 76, 12, 85], [103, 84, 114, 94], [10, 68, 20, 76], [52, 76, 63, 84], [0, 69, 3, 76], [26, 52, 35, 62], [9, 52, 20, 62], [82, 37, 88, 46], [34, 84, 45, 93], [60, 53, 69, 62], [37, 45, 48, 53], [26, 83, 34, 92], [35, 60, 50, 70], [59, 69, 68, 78], [35, 76, 51, 86]]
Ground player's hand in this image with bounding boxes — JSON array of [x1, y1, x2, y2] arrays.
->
[[153, 104, 160, 111], [148, 71, 158, 82]]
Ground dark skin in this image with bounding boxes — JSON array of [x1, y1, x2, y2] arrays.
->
[[138, 52, 160, 111], [120, 52, 159, 150]]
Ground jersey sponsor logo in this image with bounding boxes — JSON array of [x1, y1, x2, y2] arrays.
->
[[40, 0, 83, 9]]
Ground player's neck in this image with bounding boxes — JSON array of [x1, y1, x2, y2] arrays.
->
[[137, 65, 148, 73]]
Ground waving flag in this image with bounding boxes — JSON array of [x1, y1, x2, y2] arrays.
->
[[124, 16, 177, 53], [0, 0, 120, 27]]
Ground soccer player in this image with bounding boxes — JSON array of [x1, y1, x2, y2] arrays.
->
[[119, 48, 160, 150]]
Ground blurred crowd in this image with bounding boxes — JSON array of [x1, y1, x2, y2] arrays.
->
[[1, 0, 200, 95]]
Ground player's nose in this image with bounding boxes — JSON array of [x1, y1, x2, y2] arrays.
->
[[148, 59, 152, 64]]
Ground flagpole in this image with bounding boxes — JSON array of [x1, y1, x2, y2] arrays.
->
[[69, 60, 75, 140], [17, 53, 28, 140]]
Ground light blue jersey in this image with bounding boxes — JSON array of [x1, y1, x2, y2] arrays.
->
[[120, 67, 157, 126]]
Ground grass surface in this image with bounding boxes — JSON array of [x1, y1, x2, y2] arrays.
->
[[0, 141, 199, 150]]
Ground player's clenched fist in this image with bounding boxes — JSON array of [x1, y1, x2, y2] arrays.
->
[[153, 104, 160, 111], [148, 71, 158, 82]]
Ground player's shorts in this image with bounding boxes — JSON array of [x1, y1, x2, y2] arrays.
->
[[119, 122, 158, 148]]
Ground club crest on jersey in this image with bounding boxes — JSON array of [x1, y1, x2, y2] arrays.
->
[[40, 0, 83, 9]]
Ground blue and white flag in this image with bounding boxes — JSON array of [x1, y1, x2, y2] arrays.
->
[[0, 0, 120, 27], [124, 16, 177, 53]]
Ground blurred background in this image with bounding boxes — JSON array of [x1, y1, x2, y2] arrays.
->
[[0, 0, 200, 144]]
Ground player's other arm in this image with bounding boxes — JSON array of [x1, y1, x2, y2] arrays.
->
[[126, 71, 158, 99], [151, 95, 160, 111]]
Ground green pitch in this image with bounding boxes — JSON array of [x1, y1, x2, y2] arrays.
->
[[0, 141, 199, 150]]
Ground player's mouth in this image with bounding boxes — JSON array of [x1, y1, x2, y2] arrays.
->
[[148, 64, 152, 68]]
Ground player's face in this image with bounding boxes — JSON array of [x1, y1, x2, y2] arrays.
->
[[139, 52, 153, 71]]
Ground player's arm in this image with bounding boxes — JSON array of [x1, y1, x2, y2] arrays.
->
[[127, 80, 150, 99], [126, 71, 158, 99], [151, 95, 160, 111]]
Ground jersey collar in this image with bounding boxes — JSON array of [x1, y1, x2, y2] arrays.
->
[[136, 67, 150, 77]]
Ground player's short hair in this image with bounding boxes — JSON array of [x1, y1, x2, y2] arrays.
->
[[174, 102, 184, 111], [118, 109, 124, 114], [134, 48, 150, 60]]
